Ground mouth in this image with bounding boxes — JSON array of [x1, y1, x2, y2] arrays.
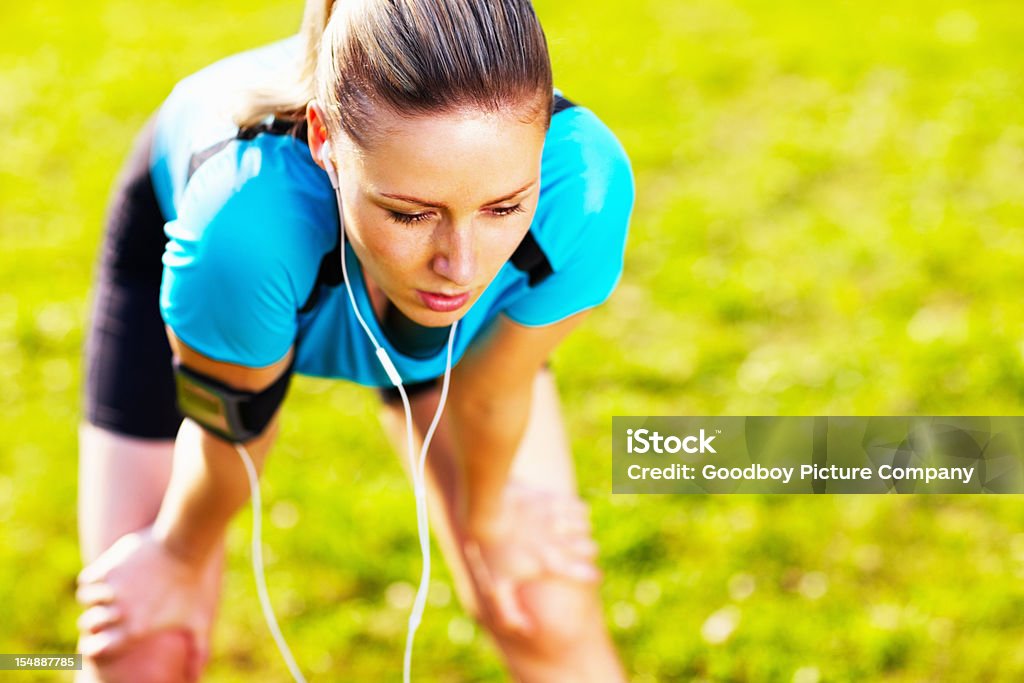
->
[[416, 289, 471, 313]]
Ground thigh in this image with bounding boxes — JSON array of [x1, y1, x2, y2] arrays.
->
[[78, 424, 177, 562]]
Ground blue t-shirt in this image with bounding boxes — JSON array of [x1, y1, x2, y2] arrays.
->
[[152, 37, 634, 388]]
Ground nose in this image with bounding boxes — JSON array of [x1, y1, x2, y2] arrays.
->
[[432, 225, 477, 287]]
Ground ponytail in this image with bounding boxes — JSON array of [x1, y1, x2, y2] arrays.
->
[[234, 0, 335, 129]]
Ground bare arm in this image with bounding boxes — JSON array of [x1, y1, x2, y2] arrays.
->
[[76, 329, 295, 660], [447, 311, 590, 533], [151, 327, 293, 567]]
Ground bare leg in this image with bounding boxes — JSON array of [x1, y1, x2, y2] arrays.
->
[[76, 422, 224, 683], [378, 370, 627, 682]]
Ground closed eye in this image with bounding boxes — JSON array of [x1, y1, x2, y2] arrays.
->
[[387, 210, 434, 225], [386, 204, 525, 224], [489, 204, 525, 217]]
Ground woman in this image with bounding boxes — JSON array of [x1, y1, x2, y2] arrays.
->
[[76, 0, 634, 680]]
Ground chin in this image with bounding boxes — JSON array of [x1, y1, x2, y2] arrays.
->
[[413, 308, 464, 328], [394, 299, 466, 328]]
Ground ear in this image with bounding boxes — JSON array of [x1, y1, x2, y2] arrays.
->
[[306, 102, 331, 171]]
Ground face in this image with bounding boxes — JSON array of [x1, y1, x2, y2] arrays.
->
[[311, 103, 548, 328]]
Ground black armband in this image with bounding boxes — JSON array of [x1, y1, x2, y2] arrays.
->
[[172, 359, 294, 443]]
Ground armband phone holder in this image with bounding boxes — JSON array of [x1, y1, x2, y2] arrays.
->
[[173, 359, 294, 443]]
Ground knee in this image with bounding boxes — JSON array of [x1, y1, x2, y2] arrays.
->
[[77, 630, 198, 683], [492, 577, 605, 660]]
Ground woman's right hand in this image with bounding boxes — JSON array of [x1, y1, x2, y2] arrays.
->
[[76, 526, 213, 678]]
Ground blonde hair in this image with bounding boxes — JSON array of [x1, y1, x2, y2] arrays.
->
[[235, 1, 335, 129], [236, 0, 553, 146]]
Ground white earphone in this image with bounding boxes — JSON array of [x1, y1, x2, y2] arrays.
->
[[319, 140, 339, 188], [320, 139, 404, 386], [234, 134, 457, 683]]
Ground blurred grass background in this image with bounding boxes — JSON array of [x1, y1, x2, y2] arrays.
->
[[2, 0, 1024, 681]]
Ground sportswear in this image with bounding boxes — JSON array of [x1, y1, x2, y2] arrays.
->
[[152, 37, 634, 388]]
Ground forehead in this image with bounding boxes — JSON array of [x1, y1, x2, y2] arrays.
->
[[342, 107, 547, 204]]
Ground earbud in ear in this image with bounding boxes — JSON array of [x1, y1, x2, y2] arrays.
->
[[320, 140, 340, 189]]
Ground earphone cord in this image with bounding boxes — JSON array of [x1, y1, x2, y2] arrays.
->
[[234, 442, 308, 683], [233, 321, 457, 683], [331, 196, 460, 682], [233, 179, 458, 682], [402, 320, 457, 683]]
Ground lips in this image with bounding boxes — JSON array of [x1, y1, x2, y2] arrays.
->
[[417, 290, 471, 313]]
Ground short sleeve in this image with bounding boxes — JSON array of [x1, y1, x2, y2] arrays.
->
[[159, 141, 330, 367], [503, 109, 635, 327]]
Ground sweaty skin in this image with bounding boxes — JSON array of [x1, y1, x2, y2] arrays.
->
[[77, 104, 627, 682], [307, 101, 548, 328]]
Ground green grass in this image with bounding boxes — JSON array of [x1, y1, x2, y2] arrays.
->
[[3, 0, 1024, 681]]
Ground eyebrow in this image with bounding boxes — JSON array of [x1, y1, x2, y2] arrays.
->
[[378, 179, 537, 209]]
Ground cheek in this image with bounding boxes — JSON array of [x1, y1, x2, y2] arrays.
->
[[483, 229, 525, 264], [348, 209, 427, 272], [483, 215, 534, 265]]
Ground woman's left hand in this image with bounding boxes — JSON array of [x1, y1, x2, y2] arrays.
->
[[460, 481, 600, 635]]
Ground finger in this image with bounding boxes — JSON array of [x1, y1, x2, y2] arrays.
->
[[77, 563, 107, 586], [510, 487, 584, 513], [184, 629, 210, 683], [187, 617, 210, 661], [550, 497, 589, 516], [77, 605, 123, 634], [566, 537, 599, 559], [75, 582, 116, 607], [80, 626, 129, 659], [540, 547, 602, 583], [463, 541, 494, 591], [559, 561, 602, 583], [492, 579, 532, 635], [462, 541, 499, 618], [507, 483, 547, 501], [552, 515, 592, 538], [547, 505, 591, 530]]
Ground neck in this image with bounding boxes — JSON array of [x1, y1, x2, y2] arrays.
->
[[362, 272, 450, 358], [363, 272, 390, 322]]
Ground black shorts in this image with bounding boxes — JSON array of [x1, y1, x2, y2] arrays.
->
[[83, 119, 184, 439], [83, 122, 439, 439]]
